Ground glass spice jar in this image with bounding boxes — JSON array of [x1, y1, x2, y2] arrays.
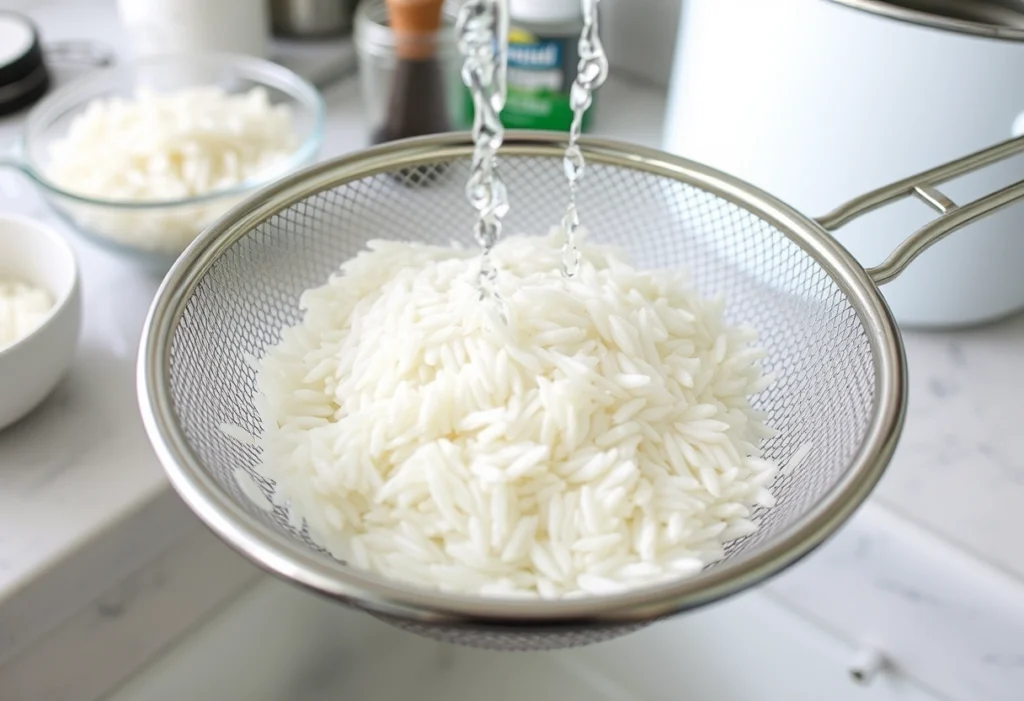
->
[[354, 0, 470, 145]]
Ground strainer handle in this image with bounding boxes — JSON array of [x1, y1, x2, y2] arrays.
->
[[813, 134, 1024, 285]]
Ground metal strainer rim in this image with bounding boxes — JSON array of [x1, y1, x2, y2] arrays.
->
[[137, 132, 906, 629]]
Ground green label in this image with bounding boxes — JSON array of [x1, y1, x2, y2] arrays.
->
[[458, 26, 595, 133], [503, 87, 588, 131]]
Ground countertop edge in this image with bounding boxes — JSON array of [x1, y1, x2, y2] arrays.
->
[[0, 486, 188, 668], [0, 512, 260, 701]]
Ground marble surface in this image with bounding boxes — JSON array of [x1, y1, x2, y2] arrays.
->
[[106, 574, 942, 701], [1, 1, 1023, 700], [874, 319, 1024, 580], [0, 511, 258, 701], [770, 500, 1024, 701], [0, 0, 670, 664], [0, 0, 365, 664]]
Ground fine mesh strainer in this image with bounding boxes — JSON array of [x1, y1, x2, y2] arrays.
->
[[138, 131, 1024, 651]]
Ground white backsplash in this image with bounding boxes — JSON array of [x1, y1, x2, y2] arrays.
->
[[601, 0, 682, 86]]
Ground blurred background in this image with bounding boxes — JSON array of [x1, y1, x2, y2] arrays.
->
[[1, 2, 1023, 700]]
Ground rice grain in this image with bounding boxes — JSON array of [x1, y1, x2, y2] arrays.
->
[[242, 231, 781, 598]]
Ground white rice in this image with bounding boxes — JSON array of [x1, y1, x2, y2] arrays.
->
[[239, 230, 781, 599], [46, 86, 298, 252], [0, 280, 54, 350], [233, 469, 274, 512]]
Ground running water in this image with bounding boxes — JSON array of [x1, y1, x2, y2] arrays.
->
[[560, 0, 609, 278], [456, 0, 511, 322]]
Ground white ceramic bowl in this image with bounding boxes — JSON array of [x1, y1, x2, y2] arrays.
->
[[0, 216, 81, 430]]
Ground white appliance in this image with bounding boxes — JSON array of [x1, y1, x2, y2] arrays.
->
[[663, 0, 1024, 327]]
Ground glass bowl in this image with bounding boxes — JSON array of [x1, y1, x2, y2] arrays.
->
[[2, 53, 325, 272]]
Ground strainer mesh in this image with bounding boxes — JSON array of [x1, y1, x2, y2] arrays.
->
[[165, 151, 876, 650]]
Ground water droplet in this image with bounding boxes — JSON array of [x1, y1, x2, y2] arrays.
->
[[563, 146, 584, 183], [559, 0, 607, 280], [562, 244, 581, 278], [563, 202, 580, 231], [457, 0, 511, 321], [489, 178, 509, 219], [570, 82, 593, 113]]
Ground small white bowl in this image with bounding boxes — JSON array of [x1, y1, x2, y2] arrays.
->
[[0, 215, 81, 431]]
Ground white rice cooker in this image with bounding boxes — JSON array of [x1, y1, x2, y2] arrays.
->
[[664, 0, 1024, 327]]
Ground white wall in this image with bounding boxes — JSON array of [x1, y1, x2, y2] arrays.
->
[[601, 0, 682, 86]]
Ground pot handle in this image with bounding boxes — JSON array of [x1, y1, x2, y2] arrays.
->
[[813, 134, 1024, 285]]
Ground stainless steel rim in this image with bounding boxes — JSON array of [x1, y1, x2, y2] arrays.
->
[[137, 132, 906, 628], [828, 0, 1024, 41]]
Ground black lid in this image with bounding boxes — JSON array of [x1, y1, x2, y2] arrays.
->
[[0, 12, 50, 116]]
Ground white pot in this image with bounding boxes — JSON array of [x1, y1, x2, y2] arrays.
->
[[117, 0, 270, 60], [664, 0, 1024, 328]]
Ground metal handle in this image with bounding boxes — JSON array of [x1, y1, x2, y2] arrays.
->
[[814, 134, 1024, 285], [826, 0, 1024, 43]]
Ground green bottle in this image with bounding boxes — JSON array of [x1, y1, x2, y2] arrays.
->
[[460, 0, 594, 133]]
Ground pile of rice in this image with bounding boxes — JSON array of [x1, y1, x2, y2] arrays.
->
[[46, 86, 298, 252], [241, 231, 780, 599], [0, 280, 54, 350]]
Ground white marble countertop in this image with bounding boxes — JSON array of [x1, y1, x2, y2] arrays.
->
[[0, 0, 672, 659], [1, 1, 1024, 698], [0, 0, 362, 614], [876, 319, 1024, 579]]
